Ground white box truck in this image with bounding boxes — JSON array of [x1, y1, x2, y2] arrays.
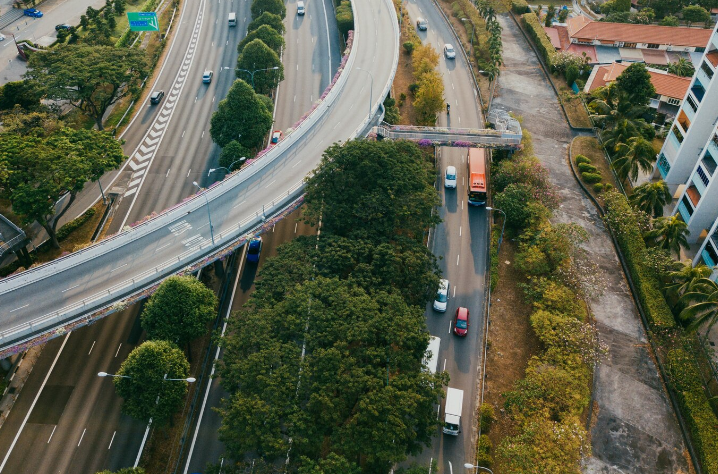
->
[[423, 336, 441, 374], [443, 387, 463, 435]]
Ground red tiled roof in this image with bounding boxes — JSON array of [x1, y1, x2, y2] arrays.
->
[[544, 26, 561, 49], [566, 44, 597, 62], [570, 21, 712, 49], [642, 49, 669, 65], [586, 62, 690, 99]]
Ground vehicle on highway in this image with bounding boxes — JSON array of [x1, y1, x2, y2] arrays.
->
[[453, 307, 469, 336], [443, 387, 464, 435], [423, 336, 441, 374], [443, 44, 456, 59], [444, 166, 457, 189], [150, 90, 165, 104], [55, 24, 72, 30], [247, 237, 263, 263], [0, 33, 5, 41], [297, 1, 305, 15], [433, 279, 450, 312], [202, 70, 213, 83], [228, 12, 236, 26], [467, 148, 487, 205], [416, 18, 428, 30], [271, 130, 282, 144], [24, 8, 43, 17]]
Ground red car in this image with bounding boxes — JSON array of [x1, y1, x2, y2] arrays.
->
[[453, 307, 469, 337]]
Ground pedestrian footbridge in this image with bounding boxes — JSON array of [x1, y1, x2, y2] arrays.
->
[[370, 109, 523, 149]]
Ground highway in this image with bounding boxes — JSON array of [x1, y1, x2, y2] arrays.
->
[[0, 0, 342, 471], [403, 0, 487, 471], [0, 0, 399, 355]]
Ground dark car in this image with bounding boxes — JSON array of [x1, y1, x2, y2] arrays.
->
[[453, 307, 469, 337], [55, 24, 72, 31], [247, 237, 262, 263], [150, 90, 164, 104], [24, 8, 43, 17]]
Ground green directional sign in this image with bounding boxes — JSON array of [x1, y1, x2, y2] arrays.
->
[[127, 12, 159, 32]]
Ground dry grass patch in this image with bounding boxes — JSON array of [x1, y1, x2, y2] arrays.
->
[[572, 135, 620, 203]]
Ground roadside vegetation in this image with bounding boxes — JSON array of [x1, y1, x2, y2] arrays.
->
[[212, 140, 446, 474]]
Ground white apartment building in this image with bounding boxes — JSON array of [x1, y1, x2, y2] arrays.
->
[[656, 22, 718, 271]]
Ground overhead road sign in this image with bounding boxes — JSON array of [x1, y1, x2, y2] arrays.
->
[[127, 12, 159, 32]]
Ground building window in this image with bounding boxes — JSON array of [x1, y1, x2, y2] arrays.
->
[[682, 195, 695, 213], [702, 151, 717, 176], [696, 47, 705, 53], [703, 240, 718, 267], [696, 166, 710, 187], [624, 42, 637, 48], [687, 95, 698, 112], [701, 61, 714, 79], [667, 97, 681, 106], [657, 153, 671, 177], [672, 125, 685, 143], [647, 43, 659, 49], [691, 79, 706, 102]]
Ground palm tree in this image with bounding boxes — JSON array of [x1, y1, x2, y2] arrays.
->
[[679, 278, 718, 333], [644, 214, 690, 257], [612, 136, 657, 182], [629, 180, 672, 217], [667, 57, 694, 77], [589, 84, 648, 135], [665, 260, 712, 308]]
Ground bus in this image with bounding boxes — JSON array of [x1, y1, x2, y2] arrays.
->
[[467, 148, 487, 206]]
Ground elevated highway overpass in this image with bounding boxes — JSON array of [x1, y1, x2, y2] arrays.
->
[[0, 0, 399, 357]]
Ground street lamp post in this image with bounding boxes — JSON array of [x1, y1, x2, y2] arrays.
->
[[223, 66, 279, 89], [208, 157, 246, 176], [355, 67, 374, 117], [464, 463, 494, 474], [486, 206, 506, 256], [98, 371, 197, 383], [192, 181, 215, 246], [97, 179, 107, 204], [461, 18, 476, 51]]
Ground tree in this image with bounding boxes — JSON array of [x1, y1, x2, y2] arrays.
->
[[629, 180, 672, 217], [251, 0, 286, 19], [494, 183, 551, 233], [544, 5, 556, 26], [659, 14, 680, 25], [679, 278, 718, 332], [247, 11, 285, 35], [237, 25, 285, 55], [667, 57, 695, 77], [113, 340, 191, 425], [0, 81, 44, 111], [681, 5, 710, 25], [219, 140, 251, 170], [664, 260, 711, 305], [612, 136, 657, 182], [336, 0, 354, 38], [558, 8, 569, 22], [589, 84, 648, 138], [96, 469, 145, 474], [615, 63, 655, 107], [632, 8, 655, 23], [0, 125, 124, 248], [303, 140, 441, 243], [141, 275, 218, 347], [25, 45, 147, 130], [413, 70, 445, 125], [643, 214, 689, 257], [236, 39, 284, 95], [209, 79, 273, 149], [411, 43, 439, 80], [114, 0, 125, 15]]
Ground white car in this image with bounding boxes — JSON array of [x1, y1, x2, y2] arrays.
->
[[445, 165, 457, 188], [0, 33, 5, 41], [444, 44, 456, 59], [202, 70, 213, 83], [433, 279, 450, 312]]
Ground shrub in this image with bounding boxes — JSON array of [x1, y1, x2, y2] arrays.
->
[[477, 434, 493, 468], [511, 0, 530, 13], [403, 41, 414, 54], [581, 172, 602, 184], [593, 183, 604, 192], [57, 208, 97, 242], [528, 278, 586, 319], [495, 184, 551, 233], [479, 403, 495, 433], [575, 154, 591, 165], [577, 163, 598, 173], [335, 0, 354, 38], [408, 83, 420, 95]]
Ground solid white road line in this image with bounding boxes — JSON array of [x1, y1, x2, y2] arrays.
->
[[47, 426, 56, 444], [0, 334, 71, 472], [77, 428, 86, 447], [88, 340, 96, 355], [108, 431, 116, 450], [62, 285, 79, 293], [115, 343, 122, 358]]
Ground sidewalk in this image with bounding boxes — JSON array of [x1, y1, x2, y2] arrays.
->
[[494, 13, 690, 473]]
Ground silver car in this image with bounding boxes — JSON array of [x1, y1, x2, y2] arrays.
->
[[433, 279, 450, 312]]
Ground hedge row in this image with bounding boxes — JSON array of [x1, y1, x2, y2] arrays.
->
[[602, 191, 676, 329], [666, 349, 718, 474], [521, 12, 557, 70], [511, 0, 530, 14], [336, 0, 354, 39], [56, 208, 97, 242]]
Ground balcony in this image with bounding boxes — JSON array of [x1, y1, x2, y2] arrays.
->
[[657, 153, 671, 178], [686, 184, 701, 206], [678, 197, 693, 222], [691, 79, 706, 103], [703, 239, 718, 267], [702, 151, 717, 176], [677, 111, 691, 133]]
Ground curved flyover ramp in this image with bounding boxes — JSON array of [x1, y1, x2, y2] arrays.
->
[[0, 0, 399, 356]]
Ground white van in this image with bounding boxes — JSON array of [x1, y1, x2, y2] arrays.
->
[[228, 12, 236, 26], [297, 1, 305, 15], [423, 336, 441, 374]]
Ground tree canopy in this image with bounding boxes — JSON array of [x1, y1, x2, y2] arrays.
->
[[0, 81, 44, 111], [0, 119, 125, 247], [236, 39, 284, 95], [681, 5, 710, 25], [237, 24, 285, 56], [25, 45, 147, 130], [615, 63, 656, 107], [113, 340, 191, 425], [141, 275, 218, 346], [247, 11, 285, 35], [251, 0, 286, 19], [303, 140, 441, 243], [210, 79, 273, 148]]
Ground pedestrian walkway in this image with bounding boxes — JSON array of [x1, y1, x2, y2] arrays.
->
[[493, 13, 690, 473]]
